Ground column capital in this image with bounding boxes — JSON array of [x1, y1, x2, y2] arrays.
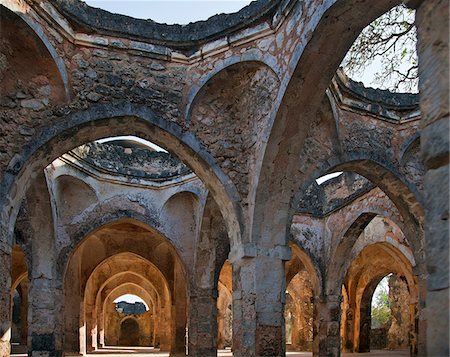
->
[[228, 243, 292, 263]]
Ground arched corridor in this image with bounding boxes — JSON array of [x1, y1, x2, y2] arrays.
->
[[63, 219, 187, 355], [1, 0, 447, 356]]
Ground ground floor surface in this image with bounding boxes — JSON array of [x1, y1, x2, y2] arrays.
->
[[11, 346, 410, 357]]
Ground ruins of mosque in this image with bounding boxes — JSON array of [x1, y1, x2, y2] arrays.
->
[[0, 0, 448, 357]]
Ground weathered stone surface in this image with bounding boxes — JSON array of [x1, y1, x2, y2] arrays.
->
[[0, 0, 446, 355]]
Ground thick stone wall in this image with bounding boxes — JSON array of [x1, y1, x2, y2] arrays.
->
[[0, 0, 446, 355], [415, 0, 449, 356]]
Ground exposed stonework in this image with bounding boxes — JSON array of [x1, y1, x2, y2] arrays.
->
[[0, 0, 447, 356]]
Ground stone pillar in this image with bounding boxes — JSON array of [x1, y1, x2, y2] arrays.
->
[[231, 245, 289, 357], [171, 303, 186, 357], [0, 243, 12, 357], [19, 280, 29, 347], [313, 295, 341, 357], [98, 309, 105, 348], [84, 303, 97, 352], [416, 274, 427, 356], [79, 301, 86, 355], [28, 277, 63, 357], [188, 288, 218, 356], [414, 0, 449, 356], [26, 174, 63, 357], [28, 278, 63, 357], [159, 306, 171, 351], [217, 309, 225, 349], [358, 301, 371, 352]]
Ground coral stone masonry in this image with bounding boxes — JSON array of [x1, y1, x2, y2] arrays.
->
[[0, 0, 448, 357]]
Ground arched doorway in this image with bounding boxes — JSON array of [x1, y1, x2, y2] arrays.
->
[[119, 317, 140, 347], [10, 245, 28, 354], [284, 244, 321, 354], [62, 219, 188, 355], [341, 223, 418, 356]]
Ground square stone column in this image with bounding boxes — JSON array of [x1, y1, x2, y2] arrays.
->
[[313, 295, 341, 357], [0, 243, 11, 357], [28, 277, 64, 357], [158, 306, 171, 351], [188, 288, 218, 356], [230, 244, 290, 357], [415, 0, 449, 355], [171, 302, 187, 357]]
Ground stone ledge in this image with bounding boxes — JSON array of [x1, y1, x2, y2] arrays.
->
[[50, 0, 279, 51]]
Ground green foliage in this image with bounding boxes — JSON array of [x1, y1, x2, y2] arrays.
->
[[342, 4, 418, 93], [371, 278, 392, 328]]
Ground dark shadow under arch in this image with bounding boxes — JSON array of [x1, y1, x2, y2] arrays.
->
[[119, 317, 140, 346]]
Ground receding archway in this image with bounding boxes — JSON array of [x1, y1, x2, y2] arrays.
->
[[10, 245, 28, 354], [62, 218, 187, 355], [341, 230, 418, 355], [285, 244, 321, 354]]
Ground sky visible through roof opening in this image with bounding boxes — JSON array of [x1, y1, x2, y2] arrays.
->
[[114, 294, 149, 310], [83, 1, 415, 93], [97, 136, 168, 152], [84, 0, 252, 25]]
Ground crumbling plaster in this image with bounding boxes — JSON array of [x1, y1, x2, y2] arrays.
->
[[0, 0, 447, 356]]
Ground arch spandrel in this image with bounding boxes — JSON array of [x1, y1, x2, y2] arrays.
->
[[251, 0, 421, 250], [0, 105, 243, 251], [328, 214, 418, 297]]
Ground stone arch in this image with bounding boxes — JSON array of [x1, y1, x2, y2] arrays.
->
[[81, 253, 171, 353], [343, 242, 418, 353], [62, 217, 188, 354], [252, 0, 405, 249], [102, 283, 156, 348], [285, 270, 315, 352], [98, 276, 161, 348], [54, 175, 98, 224], [284, 244, 321, 353], [357, 276, 383, 352], [105, 284, 154, 320], [188, 60, 281, 202], [96, 272, 164, 314], [58, 212, 188, 282], [327, 213, 416, 295], [287, 243, 322, 296], [0, 3, 69, 100], [306, 157, 424, 273], [0, 103, 242, 249], [185, 59, 280, 120]]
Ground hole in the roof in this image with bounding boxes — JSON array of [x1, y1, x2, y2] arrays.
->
[[316, 172, 343, 185], [340, 4, 418, 93], [114, 294, 149, 313], [83, 0, 253, 25], [96, 136, 167, 152]]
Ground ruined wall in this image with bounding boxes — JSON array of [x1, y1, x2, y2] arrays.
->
[[387, 275, 410, 350], [104, 308, 153, 347], [0, 0, 441, 356]]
